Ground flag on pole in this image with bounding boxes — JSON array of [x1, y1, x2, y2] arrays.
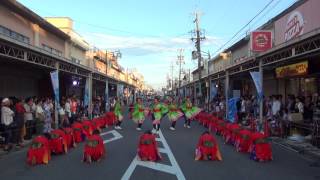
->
[[250, 71, 263, 99], [50, 70, 60, 107]]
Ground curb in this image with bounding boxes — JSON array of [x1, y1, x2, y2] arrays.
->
[[272, 137, 320, 160]]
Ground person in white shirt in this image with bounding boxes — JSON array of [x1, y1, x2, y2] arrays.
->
[[59, 103, 69, 127], [65, 98, 71, 119], [296, 98, 304, 113], [1, 98, 14, 151], [272, 96, 281, 116], [24, 98, 34, 140], [35, 100, 45, 134]]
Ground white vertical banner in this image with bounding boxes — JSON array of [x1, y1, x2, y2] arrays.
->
[[50, 70, 60, 107], [84, 78, 89, 107], [250, 71, 263, 99]]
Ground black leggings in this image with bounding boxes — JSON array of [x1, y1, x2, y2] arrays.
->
[[25, 120, 35, 140], [185, 119, 191, 126], [171, 121, 176, 128]]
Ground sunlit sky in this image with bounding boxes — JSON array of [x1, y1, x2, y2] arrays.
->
[[19, 0, 297, 90]]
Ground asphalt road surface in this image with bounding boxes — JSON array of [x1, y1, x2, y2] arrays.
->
[[0, 108, 320, 180]]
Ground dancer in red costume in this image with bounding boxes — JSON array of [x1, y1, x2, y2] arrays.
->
[[137, 130, 161, 161], [83, 130, 106, 163], [49, 129, 68, 154], [82, 120, 94, 137], [27, 135, 51, 166], [104, 111, 117, 127], [235, 129, 252, 153], [195, 131, 222, 161], [63, 127, 75, 149], [248, 132, 273, 162], [72, 121, 84, 143]]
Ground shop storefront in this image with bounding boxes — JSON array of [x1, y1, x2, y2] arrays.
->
[[273, 59, 320, 99]]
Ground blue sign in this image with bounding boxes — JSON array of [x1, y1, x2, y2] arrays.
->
[[50, 70, 60, 107], [227, 97, 239, 122]]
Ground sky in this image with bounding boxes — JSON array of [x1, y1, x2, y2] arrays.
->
[[19, 0, 297, 90]]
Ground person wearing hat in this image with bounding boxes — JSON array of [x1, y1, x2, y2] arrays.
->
[[1, 98, 14, 151]]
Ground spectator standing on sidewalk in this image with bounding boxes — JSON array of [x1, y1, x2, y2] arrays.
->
[[13, 98, 26, 147], [35, 99, 45, 134], [24, 97, 34, 140], [1, 98, 14, 151], [70, 96, 78, 124], [65, 98, 71, 122], [295, 97, 304, 113], [43, 99, 52, 133]]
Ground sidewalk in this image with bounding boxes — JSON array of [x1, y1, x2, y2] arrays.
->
[[0, 139, 32, 158], [272, 137, 320, 160]]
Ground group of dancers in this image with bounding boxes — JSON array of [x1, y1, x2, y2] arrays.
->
[[26, 95, 271, 166], [195, 112, 273, 162], [114, 96, 202, 132], [26, 96, 205, 165]]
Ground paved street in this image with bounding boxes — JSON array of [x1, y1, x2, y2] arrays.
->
[[0, 109, 320, 180]]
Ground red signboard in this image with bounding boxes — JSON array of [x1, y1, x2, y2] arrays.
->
[[251, 31, 272, 52]]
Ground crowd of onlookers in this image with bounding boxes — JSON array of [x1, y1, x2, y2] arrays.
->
[[0, 96, 55, 151], [0, 94, 129, 152], [0, 95, 88, 152], [208, 93, 320, 139]]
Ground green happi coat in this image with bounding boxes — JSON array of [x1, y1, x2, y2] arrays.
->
[[132, 103, 145, 123], [114, 102, 122, 116], [168, 103, 183, 122], [152, 103, 168, 121], [180, 100, 201, 119]]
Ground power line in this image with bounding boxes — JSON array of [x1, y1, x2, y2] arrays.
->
[[29, 6, 189, 38], [213, 0, 275, 55]]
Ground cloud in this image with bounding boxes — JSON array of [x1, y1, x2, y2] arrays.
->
[[81, 32, 225, 90], [82, 32, 223, 56]]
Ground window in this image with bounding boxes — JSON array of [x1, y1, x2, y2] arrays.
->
[[71, 57, 81, 64], [42, 44, 62, 57], [0, 25, 30, 44]]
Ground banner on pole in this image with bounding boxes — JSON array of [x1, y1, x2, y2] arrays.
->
[[210, 83, 217, 100], [50, 70, 60, 107], [227, 97, 239, 123], [118, 84, 124, 97], [105, 80, 109, 111], [84, 78, 89, 107], [250, 71, 263, 99]]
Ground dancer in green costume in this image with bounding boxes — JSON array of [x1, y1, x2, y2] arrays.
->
[[151, 97, 168, 133], [180, 97, 201, 128], [132, 98, 147, 131], [167, 97, 183, 131], [114, 97, 123, 130]]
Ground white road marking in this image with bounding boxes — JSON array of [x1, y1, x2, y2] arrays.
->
[[121, 130, 186, 180], [100, 130, 123, 144]]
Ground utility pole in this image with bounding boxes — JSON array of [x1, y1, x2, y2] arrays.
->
[[206, 51, 211, 112], [170, 60, 175, 95], [191, 11, 205, 105], [177, 49, 184, 97]]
